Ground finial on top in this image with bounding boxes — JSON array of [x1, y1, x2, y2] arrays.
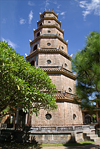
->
[[29, 39, 31, 42], [25, 53, 27, 57], [33, 29, 35, 31], [39, 12, 41, 15], [66, 40, 68, 42]]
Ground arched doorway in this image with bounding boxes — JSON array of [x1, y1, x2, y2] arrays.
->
[[85, 114, 92, 124]]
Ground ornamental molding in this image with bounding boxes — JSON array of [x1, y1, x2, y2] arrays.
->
[[26, 48, 71, 60]]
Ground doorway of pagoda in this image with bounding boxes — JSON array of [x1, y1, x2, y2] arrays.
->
[[85, 114, 92, 124]]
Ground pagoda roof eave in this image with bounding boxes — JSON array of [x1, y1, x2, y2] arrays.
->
[[30, 34, 68, 46], [43, 68, 76, 80], [26, 48, 72, 60]]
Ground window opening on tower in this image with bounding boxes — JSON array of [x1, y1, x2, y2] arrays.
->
[[65, 63, 67, 67], [30, 60, 35, 66], [33, 45, 37, 51], [37, 32, 40, 37], [48, 30, 51, 33], [69, 88, 72, 92], [47, 43, 51, 46], [47, 60, 51, 64], [39, 23, 42, 26]]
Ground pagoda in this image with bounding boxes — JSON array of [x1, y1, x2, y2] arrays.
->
[[26, 10, 83, 127]]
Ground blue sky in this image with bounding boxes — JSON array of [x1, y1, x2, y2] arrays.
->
[[0, 0, 100, 57]]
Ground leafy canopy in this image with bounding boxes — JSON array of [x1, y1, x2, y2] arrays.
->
[[72, 31, 100, 110], [0, 41, 57, 116]]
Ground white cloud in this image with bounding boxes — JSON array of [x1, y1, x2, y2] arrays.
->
[[45, 0, 50, 8], [60, 11, 66, 15], [2, 37, 17, 49], [28, 1, 35, 6], [79, 0, 100, 19], [57, 5, 61, 9], [29, 10, 33, 24], [19, 18, 26, 24]]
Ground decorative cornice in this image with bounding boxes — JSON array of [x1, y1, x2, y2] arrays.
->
[[26, 48, 72, 60], [30, 34, 68, 46], [41, 67, 76, 80], [34, 25, 64, 34]]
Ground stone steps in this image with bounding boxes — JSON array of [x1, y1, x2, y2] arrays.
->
[[84, 131, 100, 142]]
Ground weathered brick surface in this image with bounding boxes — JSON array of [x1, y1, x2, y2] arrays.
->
[[44, 20, 60, 28], [49, 74, 75, 94], [41, 28, 63, 38], [38, 53, 71, 70], [31, 102, 83, 126], [39, 38, 67, 53]]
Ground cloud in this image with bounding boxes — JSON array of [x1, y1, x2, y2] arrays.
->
[[60, 11, 66, 19], [45, 0, 50, 8], [19, 18, 26, 24], [28, 1, 35, 6], [60, 12, 66, 15], [57, 5, 61, 9], [29, 10, 33, 24], [2, 37, 17, 49], [79, 0, 100, 19], [2, 18, 6, 24]]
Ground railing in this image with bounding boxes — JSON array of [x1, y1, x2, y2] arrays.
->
[[29, 125, 95, 132]]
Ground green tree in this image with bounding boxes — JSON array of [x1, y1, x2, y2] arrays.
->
[[72, 31, 100, 110], [0, 41, 57, 117]]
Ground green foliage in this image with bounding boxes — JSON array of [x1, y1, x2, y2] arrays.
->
[[0, 41, 57, 116], [72, 32, 100, 110]]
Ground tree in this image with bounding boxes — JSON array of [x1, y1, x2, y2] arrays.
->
[[72, 32, 100, 110], [0, 41, 57, 117]]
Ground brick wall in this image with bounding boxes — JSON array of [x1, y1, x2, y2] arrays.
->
[[31, 102, 83, 126], [38, 53, 71, 71]]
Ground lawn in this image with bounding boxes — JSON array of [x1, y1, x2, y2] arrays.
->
[[0, 141, 94, 148]]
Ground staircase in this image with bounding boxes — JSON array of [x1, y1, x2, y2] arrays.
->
[[84, 130, 100, 142]]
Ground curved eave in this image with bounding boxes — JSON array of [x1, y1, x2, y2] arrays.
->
[[82, 108, 100, 112], [34, 25, 64, 34], [56, 98, 74, 103], [37, 17, 61, 26], [40, 10, 58, 18], [30, 34, 68, 46], [26, 48, 72, 61], [42, 68, 76, 80]]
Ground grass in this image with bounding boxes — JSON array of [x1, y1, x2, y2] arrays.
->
[[41, 141, 94, 147], [0, 141, 94, 148]]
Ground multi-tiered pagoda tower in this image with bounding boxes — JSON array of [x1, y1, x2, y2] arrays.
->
[[26, 10, 83, 127]]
